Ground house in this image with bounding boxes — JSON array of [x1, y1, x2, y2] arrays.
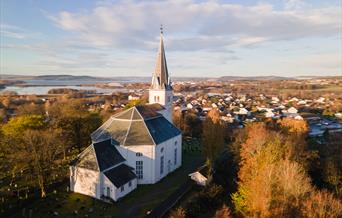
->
[[70, 28, 182, 202], [288, 107, 298, 114], [128, 94, 140, 101], [265, 110, 275, 118]]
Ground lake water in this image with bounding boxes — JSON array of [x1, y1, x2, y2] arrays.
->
[[0, 86, 126, 95], [0, 77, 149, 95], [0, 78, 145, 95]]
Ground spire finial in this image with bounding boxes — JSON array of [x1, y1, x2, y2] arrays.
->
[[160, 24, 163, 35]]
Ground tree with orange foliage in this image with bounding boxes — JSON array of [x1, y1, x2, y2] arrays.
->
[[213, 204, 232, 218], [278, 117, 308, 135], [232, 122, 342, 217]]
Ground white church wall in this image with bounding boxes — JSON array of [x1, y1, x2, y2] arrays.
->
[[115, 145, 156, 184], [102, 174, 137, 201], [70, 166, 101, 199], [154, 134, 182, 183], [149, 89, 173, 122]]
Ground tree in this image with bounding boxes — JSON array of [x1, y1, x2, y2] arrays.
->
[[48, 100, 102, 154], [213, 204, 231, 218], [20, 129, 63, 197], [278, 118, 308, 135], [183, 112, 202, 138], [169, 207, 186, 218], [125, 99, 146, 109], [202, 109, 225, 178], [16, 103, 45, 116], [232, 122, 342, 217], [302, 190, 342, 218]]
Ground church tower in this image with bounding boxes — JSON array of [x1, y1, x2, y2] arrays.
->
[[149, 26, 173, 123]]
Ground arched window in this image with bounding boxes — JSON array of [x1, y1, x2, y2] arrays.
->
[[136, 152, 143, 157], [157, 96, 160, 102]]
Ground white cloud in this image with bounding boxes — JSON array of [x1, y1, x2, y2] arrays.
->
[[48, 0, 341, 51], [0, 23, 42, 40], [0, 24, 27, 39]]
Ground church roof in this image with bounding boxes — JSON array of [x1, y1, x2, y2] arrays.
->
[[93, 140, 125, 171], [151, 30, 172, 90], [70, 145, 99, 171], [91, 105, 181, 146], [104, 164, 136, 188], [70, 139, 125, 171]]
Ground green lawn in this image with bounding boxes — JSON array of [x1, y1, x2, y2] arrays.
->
[[9, 140, 204, 218]]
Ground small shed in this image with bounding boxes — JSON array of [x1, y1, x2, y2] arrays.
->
[[188, 166, 209, 186]]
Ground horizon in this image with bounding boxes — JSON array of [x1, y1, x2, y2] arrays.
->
[[1, 0, 341, 77], [2, 73, 342, 79]]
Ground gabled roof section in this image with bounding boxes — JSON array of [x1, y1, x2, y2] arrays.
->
[[91, 105, 181, 146], [93, 139, 125, 171], [70, 139, 125, 172], [151, 31, 172, 90], [104, 164, 137, 188], [70, 145, 99, 171]]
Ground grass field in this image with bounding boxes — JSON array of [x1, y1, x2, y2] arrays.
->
[[9, 139, 204, 218], [278, 85, 342, 94]]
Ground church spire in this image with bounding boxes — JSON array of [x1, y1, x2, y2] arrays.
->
[[151, 25, 171, 90]]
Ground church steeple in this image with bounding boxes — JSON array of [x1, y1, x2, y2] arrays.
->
[[149, 25, 173, 123], [151, 25, 171, 90]]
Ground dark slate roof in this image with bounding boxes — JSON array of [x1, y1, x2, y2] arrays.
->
[[145, 116, 181, 144], [70, 146, 99, 171], [93, 139, 125, 171], [104, 164, 137, 188], [70, 139, 125, 171], [136, 104, 164, 119], [91, 105, 181, 146]]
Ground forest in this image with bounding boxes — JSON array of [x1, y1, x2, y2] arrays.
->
[[171, 109, 342, 218]]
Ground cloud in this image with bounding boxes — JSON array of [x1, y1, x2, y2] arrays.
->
[[0, 23, 42, 40], [284, 0, 306, 10], [0, 24, 27, 39], [48, 0, 341, 51]]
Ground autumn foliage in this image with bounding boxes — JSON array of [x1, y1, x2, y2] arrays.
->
[[232, 121, 342, 218]]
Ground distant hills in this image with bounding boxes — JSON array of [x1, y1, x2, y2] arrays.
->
[[217, 76, 294, 81], [1, 74, 340, 82]]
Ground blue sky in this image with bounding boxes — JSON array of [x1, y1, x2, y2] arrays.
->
[[1, 0, 341, 77]]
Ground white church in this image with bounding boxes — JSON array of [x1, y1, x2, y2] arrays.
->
[[69, 29, 182, 202]]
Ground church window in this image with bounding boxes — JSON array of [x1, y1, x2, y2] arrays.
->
[[136, 152, 142, 157], [128, 181, 132, 187], [168, 96, 171, 102], [175, 141, 177, 146], [154, 96, 157, 102], [161, 147, 164, 153], [160, 156, 164, 175], [106, 187, 110, 196], [157, 96, 160, 102], [136, 161, 143, 179], [121, 185, 124, 192], [174, 148, 177, 165]]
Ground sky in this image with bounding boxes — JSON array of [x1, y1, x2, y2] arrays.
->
[[0, 0, 341, 78]]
